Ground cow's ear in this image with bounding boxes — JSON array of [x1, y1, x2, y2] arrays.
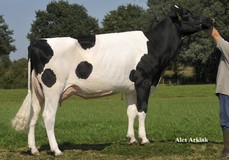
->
[[170, 5, 183, 21]]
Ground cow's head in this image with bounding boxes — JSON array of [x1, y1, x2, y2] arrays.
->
[[169, 5, 214, 36]]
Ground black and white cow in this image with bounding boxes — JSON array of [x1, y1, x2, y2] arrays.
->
[[12, 5, 213, 156]]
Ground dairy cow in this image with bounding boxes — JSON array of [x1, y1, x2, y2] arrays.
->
[[12, 5, 213, 156]]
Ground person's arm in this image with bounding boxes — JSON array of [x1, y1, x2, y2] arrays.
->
[[212, 28, 229, 60]]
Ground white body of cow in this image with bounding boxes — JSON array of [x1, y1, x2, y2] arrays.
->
[[47, 31, 148, 98]]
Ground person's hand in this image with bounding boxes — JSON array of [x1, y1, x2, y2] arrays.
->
[[211, 27, 221, 44]]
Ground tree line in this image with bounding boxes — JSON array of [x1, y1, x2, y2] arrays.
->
[[0, 0, 228, 88]]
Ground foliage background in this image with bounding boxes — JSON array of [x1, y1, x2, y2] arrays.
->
[[0, 0, 228, 88]]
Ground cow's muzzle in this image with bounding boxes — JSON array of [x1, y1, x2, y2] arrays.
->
[[211, 18, 216, 27], [201, 17, 216, 29]]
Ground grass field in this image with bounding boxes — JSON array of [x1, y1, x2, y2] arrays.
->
[[0, 84, 225, 159]]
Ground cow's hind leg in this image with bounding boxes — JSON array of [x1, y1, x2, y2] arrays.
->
[[28, 94, 41, 155], [126, 93, 138, 144], [42, 87, 63, 156], [28, 86, 43, 155]]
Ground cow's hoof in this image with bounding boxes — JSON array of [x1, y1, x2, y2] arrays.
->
[[55, 152, 63, 156], [139, 137, 150, 145], [30, 148, 40, 156], [31, 150, 40, 156], [126, 136, 137, 144], [54, 150, 63, 156]]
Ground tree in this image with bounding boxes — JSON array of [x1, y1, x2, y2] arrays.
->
[[0, 15, 16, 56], [0, 55, 12, 88], [0, 58, 27, 89], [147, 0, 173, 27], [101, 4, 150, 33], [27, 1, 100, 41]]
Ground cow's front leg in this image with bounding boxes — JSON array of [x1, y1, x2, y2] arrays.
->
[[135, 79, 151, 144], [138, 111, 149, 144], [126, 93, 138, 144]]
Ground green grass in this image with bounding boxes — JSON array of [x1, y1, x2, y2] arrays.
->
[[0, 85, 225, 159]]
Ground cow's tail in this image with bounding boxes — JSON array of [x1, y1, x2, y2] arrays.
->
[[12, 59, 32, 131]]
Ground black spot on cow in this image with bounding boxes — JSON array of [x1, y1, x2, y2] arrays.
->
[[41, 69, 56, 88], [28, 40, 54, 74], [75, 61, 93, 79], [75, 36, 96, 50]]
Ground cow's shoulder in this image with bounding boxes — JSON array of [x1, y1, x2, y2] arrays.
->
[[95, 31, 148, 48], [97, 31, 146, 39]]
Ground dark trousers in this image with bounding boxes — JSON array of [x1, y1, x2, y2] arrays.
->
[[219, 93, 229, 130]]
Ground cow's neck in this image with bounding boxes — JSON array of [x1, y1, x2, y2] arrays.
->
[[144, 17, 182, 61], [143, 17, 182, 85]]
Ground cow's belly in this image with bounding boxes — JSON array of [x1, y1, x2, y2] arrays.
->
[[61, 78, 134, 101], [61, 64, 136, 101]]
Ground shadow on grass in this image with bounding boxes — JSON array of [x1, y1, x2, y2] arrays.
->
[[20, 142, 112, 156], [19, 140, 223, 157], [59, 142, 112, 151]]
